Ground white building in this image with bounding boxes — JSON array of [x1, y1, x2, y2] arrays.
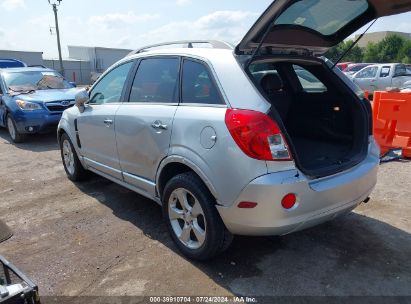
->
[[43, 59, 91, 85], [0, 45, 134, 84], [0, 50, 43, 66], [68, 46, 133, 73]]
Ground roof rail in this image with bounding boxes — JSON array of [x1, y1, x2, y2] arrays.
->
[[128, 40, 233, 56]]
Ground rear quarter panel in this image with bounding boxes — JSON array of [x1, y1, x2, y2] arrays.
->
[[168, 105, 268, 206]]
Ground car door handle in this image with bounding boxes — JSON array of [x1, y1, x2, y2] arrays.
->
[[104, 119, 113, 127], [151, 120, 168, 130]]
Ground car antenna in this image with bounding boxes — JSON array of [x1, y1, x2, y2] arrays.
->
[[332, 19, 378, 69]]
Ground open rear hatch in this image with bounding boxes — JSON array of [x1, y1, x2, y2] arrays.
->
[[237, 0, 411, 178], [236, 0, 411, 55]]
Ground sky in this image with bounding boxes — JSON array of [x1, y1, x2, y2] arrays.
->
[[0, 0, 410, 59]]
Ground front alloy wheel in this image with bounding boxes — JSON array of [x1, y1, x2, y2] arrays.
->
[[62, 139, 75, 176], [7, 115, 25, 143], [59, 133, 88, 181]]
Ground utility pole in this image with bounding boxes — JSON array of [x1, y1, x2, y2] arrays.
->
[[48, 0, 64, 76]]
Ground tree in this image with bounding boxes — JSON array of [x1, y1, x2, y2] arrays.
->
[[326, 34, 411, 64], [363, 42, 380, 63], [363, 34, 411, 63], [398, 39, 411, 63], [325, 40, 364, 63], [379, 34, 405, 62]]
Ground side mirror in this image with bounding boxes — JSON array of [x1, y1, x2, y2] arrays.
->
[[69, 81, 77, 87], [75, 89, 89, 113]]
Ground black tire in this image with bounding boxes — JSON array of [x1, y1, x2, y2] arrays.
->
[[59, 133, 88, 182], [6, 114, 25, 143], [163, 172, 233, 260]]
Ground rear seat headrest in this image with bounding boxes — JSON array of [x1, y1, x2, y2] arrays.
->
[[260, 73, 284, 94]]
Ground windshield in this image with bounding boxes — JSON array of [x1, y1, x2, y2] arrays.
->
[[346, 64, 369, 73], [275, 0, 369, 36], [3, 71, 73, 92]]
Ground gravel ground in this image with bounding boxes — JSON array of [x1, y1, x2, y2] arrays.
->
[[0, 129, 410, 297]]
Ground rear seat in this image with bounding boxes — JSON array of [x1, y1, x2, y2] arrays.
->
[[260, 73, 291, 121]]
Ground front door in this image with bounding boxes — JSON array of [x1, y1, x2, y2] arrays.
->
[[353, 66, 379, 93], [115, 57, 180, 195], [77, 61, 134, 179]]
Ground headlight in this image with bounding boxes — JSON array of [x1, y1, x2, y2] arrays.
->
[[15, 100, 42, 111]]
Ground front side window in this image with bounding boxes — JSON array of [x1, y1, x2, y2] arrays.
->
[[380, 66, 391, 78], [293, 65, 327, 93], [129, 58, 179, 103], [89, 62, 133, 105], [181, 60, 223, 105], [356, 66, 378, 79]]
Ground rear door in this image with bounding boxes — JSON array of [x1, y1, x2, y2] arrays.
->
[[115, 57, 180, 196], [392, 64, 411, 88], [77, 61, 134, 179], [236, 0, 411, 55]]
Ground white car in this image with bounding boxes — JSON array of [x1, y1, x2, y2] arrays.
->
[[351, 63, 411, 95]]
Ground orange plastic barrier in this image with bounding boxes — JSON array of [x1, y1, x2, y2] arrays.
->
[[372, 91, 411, 158]]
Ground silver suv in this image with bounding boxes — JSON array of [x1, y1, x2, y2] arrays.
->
[[58, 0, 409, 260]]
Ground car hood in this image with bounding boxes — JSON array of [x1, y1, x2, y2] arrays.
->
[[236, 0, 411, 55], [12, 88, 80, 103]]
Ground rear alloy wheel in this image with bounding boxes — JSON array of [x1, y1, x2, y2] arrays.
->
[[168, 188, 207, 250], [60, 133, 88, 181], [163, 172, 233, 260], [7, 114, 25, 143]]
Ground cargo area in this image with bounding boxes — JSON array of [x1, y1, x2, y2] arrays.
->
[[250, 58, 370, 177]]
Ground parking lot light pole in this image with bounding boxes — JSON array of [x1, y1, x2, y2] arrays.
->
[[48, 0, 64, 76]]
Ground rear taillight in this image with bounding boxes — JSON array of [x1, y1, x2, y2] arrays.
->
[[225, 109, 292, 161]]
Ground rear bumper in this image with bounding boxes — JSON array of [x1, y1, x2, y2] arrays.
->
[[216, 151, 379, 236], [13, 111, 62, 134]]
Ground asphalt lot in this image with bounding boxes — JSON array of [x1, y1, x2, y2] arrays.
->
[[0, 129, 410, 297]]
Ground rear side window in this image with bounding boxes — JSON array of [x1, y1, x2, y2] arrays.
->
[[394, 64, 408, 77], [293, 65, 327, 93], [181, 60, 223, 105], [129, 58, 179, 103]]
